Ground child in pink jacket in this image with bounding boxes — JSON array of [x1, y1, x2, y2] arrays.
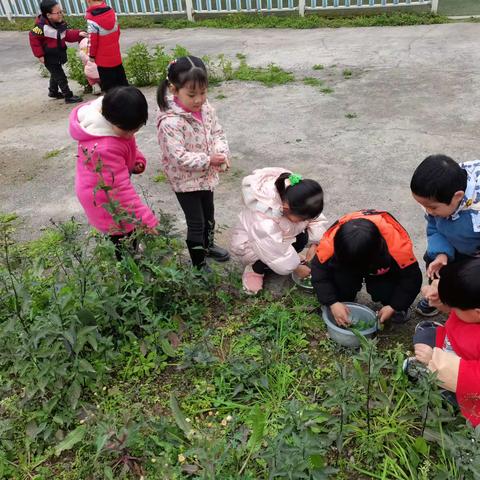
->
[[70, 86, 158, 249], [157, 56, 231, 270], [230, 168, 328, 294]]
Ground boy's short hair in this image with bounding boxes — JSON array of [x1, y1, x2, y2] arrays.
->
[[410, 154, 467, 204], [334, 218, 383, 269], [102, 86, 148, 131], [40, 0, 58, 15], [438, 258, 480, 310]]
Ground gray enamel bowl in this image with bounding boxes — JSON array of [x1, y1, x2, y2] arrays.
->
[[321, 302, 377, 348]]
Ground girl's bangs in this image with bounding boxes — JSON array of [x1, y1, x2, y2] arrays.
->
[[179, 68, 208, 89]]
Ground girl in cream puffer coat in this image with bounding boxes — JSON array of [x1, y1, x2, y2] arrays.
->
[[230, 167, 328, 294]]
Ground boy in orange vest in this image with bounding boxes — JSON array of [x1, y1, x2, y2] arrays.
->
[[311, 210, 422, 326]]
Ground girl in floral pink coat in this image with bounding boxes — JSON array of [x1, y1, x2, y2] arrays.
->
[[156, 56, 231, 270]]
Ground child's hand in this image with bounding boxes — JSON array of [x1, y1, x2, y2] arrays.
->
[[428, 348, 460, 392], [330, 302, 351, 327], [132, 162, 145, 174], [38, 56, 45, 64], [422, 280, 450, 313], [79, 31, 88, 38], [377, 305, 395, 323], [209, 154, 226, 167], [294, 264, 310, 279], [305, 244, 317, 262], [414, 343, 434, 364], [427, 253, 448, 279]]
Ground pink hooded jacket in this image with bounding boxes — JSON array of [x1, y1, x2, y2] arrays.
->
[[70, 97, 158, 235], [230, 168, 328, 275], [156, 98, 230, 192]]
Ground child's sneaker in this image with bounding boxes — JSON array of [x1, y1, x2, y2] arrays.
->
[[242, 265, 264, 295], [48, 91, 64, 99], [65, 95, 83, 104], [415, 298, 439, 317]]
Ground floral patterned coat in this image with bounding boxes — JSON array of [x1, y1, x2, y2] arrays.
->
[[156, 98, 231, 192]]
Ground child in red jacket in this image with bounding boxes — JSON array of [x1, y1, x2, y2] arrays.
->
[[411, 258, 480, 426], [85, 0, 128, 92], [29, 0, 86, 103]]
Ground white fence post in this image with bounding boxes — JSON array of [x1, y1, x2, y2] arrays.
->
[[431, 0, 438, 13], [185, 0, 194, 21], [298, 0, 305, 16], [1, 0, 12, 21]]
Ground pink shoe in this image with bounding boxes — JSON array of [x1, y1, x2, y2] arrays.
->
[[242, 265, 264, 294]]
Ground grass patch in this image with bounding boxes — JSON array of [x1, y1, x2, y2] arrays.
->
[[343, 68, 353, 78], [215, 93, 227, 99], [233, 57, 295, 87], [303, 76, 324, 87], [321, 86, 334, 94], [0, 12, 450, 32], [153, 172, 167, 183], [345, 112, 357, 119], [1, 213, 479, 479], [43, 148, 63, 159], [313, 63, 325, 70]]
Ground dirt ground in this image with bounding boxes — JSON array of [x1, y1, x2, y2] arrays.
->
[[1, 23, 480, 327]]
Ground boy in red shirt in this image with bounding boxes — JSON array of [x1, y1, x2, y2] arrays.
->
[[411, 258, 480, 426], [85, 0, 128, 92], [29, 0, 85, 103]]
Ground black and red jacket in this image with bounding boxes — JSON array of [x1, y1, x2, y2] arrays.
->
[[86, 3, 122, 68], [29, 15, 81, 64], [311, 210, 422, 311]]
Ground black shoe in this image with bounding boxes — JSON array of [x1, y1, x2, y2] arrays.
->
[[391, 310, 409, 324], [65, 95, 83, 104], [415, 298, 439, 317], [48, 92, 64, 99], [206, 244, 230, 262]]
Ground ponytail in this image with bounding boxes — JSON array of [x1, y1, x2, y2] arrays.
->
[[275, 172, 324, 220], [157, 79, 169, 111]]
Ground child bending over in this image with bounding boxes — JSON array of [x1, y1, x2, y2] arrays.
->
[[311, 210, 422, 326], [230, 168, 327, 294]]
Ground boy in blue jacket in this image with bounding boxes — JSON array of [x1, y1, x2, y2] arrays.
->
[[411, 154, 480, 315]]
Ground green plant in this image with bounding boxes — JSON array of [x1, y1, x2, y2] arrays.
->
[[345, 112, 357, 119], [320, 87, 334, 94], [233, 58, 294, 87], [303, 76, 324, 87], [313, 64, 325, 70], [342, 69, 353, 78], [124, 42, 157, 86], [43, 148, 63, 160], [66, 47, 89, 90]]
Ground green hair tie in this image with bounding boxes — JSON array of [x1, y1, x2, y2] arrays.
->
[[288, 173, 302, 186]]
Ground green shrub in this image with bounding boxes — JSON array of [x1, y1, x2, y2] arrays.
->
[[66, 47, 89, 90], [124, 42, 157, 87]]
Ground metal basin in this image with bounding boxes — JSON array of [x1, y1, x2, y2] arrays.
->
[[321, 302, 377, 348]]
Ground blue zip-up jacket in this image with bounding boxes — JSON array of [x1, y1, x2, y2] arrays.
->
[[426, 211, 480, 260], [426, 160, 480, 260]]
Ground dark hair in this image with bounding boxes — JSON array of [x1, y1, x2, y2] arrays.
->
[[438, 258, 480, 310], [274, 172, 324, 220], [410, 154, 467, 204], [334, 218, 384, 269], [40, 0, 58, 15], [102, 86, 148, 131], [157, 56, 208, 111]]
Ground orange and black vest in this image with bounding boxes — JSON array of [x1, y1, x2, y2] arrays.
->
[[316, 210, 417, 269]]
